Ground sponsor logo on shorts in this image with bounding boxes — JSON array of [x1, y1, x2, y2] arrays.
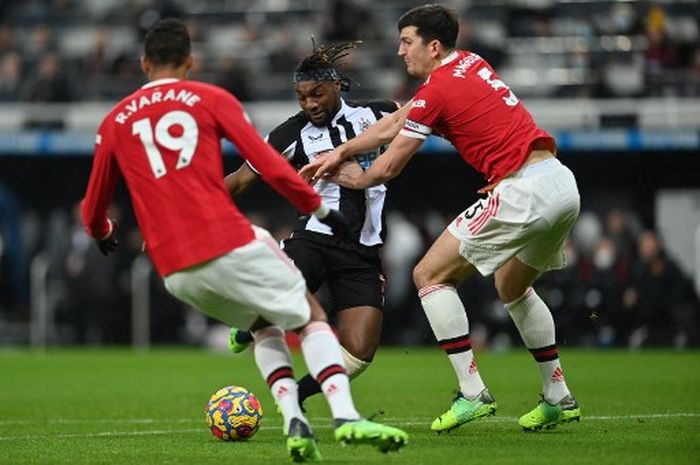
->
[[468, 194, 501, 235]]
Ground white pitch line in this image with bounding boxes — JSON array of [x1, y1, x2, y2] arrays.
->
[[0, 413, 698, 441], [1, 412, 699, 426]]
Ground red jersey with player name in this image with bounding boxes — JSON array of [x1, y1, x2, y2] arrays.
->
[[400, 50, 555, 184], [82, 78, 321, 276]]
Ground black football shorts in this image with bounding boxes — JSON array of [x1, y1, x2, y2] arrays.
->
[[282, 233, 385, 313]]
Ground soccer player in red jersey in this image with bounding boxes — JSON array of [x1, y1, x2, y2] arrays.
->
[[300, 4, 582, 432], [80, 18, 407, 460]]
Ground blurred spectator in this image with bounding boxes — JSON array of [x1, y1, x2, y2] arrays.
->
[[683, 48, 700, 97], [587, 237, 631, 346], [135, 0, 183, 39], [643, 6, 681, 97], [507, 7, 552, 37], [456, 17, 505, 71], [605, 208, 641, 264], [53, 204, 118, 343], [268, 25, 301, 73], [0, 184, 25, 310], [23, 52, 73, 102], [393, 73, 422, 102], [216, 56, 253, 101], [0, 51, 22, 100], [0, 23, 14, 54], [624, 230, 689, 347], [24, 23, 56, 61], [323, 0, 381, 42], [604, 2, 643, 35]]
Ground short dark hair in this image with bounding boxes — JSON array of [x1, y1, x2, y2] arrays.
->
[[397, 4, 459, 49], [144, 18, 191, 67]]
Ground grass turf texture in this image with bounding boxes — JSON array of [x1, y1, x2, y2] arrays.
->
[[1, 348, 698, 465]]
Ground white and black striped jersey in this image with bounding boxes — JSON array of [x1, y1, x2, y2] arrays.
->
[[249, 98, 399, 246]]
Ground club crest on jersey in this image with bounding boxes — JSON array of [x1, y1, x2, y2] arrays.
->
[[358, 117, 372, 132], [308, 133, 324, 142]]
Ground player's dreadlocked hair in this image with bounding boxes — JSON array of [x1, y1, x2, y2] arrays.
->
[[292, 39, 361, 91]]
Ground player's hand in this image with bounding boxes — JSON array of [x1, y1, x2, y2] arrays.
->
[[318, 209, 350, 240], [299, 149, 345, 183], [313, 204, 350, 240], [96, 219, 119, 256]]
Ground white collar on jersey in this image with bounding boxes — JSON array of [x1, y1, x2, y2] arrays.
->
[[424, 51, 459, 84], [141, 78, 180, 89], [441, 51, 459, 66], [328, 98, 350, 124]]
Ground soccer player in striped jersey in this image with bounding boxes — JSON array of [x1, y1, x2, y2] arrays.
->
[[81, 19, 407, 461], [301, 4, 582, 433], [225, 42, 398, 410]]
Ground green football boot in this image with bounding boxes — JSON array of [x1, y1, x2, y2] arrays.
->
[[431, 389, 497, 432], [286, 418, 322, 462], [334, 418, 409, 453], [228, 327, 253, 354], [518, 395, 581, 431]]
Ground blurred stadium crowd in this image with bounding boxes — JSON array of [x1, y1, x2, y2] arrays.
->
[[0, 0, 699, 102], [0, 0, 698, 348]]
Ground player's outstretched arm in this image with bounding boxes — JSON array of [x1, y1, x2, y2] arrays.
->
[[335, 134, 423, 190], [216, 90, 322, 215], [313, 204, 350, 239], [81, 119, 121, 253], [299, 102, 412, 182], [224, 162, 259, 198]]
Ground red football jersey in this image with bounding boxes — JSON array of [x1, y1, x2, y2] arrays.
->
[[401, 50, 555, 184], [82, 78, 321, 276]]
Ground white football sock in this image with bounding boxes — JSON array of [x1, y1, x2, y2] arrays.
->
[[299, 321, 361, 420], [252, 326, 306, 433], [505, 288, 571, 403], [419, 284, 486, 399]]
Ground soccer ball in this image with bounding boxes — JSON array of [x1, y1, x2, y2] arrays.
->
[[205, 385, 263, 441]]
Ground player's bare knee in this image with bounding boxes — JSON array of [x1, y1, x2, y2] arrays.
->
[[347, 340, 377, 362], [340, 332, 376, 362], [413, 261, 434, 289], [494, 278, 528, 304]]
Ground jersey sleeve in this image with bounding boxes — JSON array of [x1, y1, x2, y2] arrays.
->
[[246, 113, 305, 174], [81, 118, 120, 239], [400, 83, 445, 140], [214, 90, 321, 214]]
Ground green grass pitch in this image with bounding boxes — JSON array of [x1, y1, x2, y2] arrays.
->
[[1, 347, 699, 464]]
